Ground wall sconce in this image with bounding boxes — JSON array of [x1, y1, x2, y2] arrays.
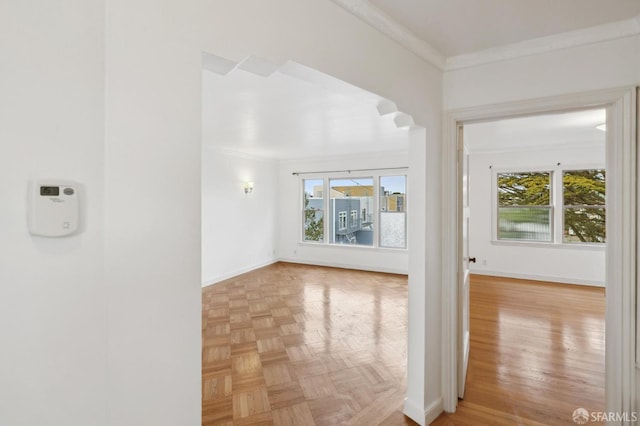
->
[[243, 181, 254, 194]]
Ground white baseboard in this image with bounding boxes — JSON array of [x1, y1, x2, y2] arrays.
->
[[403, 397, 443, 426], [278, 257, 407, 275], [202, 257, 407, 288], [469, 269, 605, 287], [201, 258, 278, 287], [425, 398, 444, 425]]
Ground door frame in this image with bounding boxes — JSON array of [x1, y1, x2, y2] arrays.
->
[[441, 87, 637, 417]]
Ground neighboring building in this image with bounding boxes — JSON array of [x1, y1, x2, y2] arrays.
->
[[381, 188, 406, 212]]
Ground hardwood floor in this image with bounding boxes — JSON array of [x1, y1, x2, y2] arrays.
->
[[432, 275, 605, 425], [202, 262, 417, 426], [202, 265, 605, 425]]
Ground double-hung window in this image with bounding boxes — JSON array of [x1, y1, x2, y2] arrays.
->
[[497, 171, 552, 242], [563, 169, 606, 243], [303, 179, 324, 242], [495, 168, 605, 244]]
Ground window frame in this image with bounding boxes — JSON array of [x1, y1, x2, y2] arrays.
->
[[298, 169, 408, 250], [491, 164, 606, 247], [301, 178, 326, 244], [562, 168, 606, 244], [495, 170, 554, 243]]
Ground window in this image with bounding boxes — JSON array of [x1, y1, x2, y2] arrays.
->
[[563, 169, 606, 243], [338, 211, 347, 230], [300, 171, 408, 249], [303, 179, 324, 242], [497, 172, 552, 242], [330, 178, 373, 246], [380, 175, 407, 248], [350, 210, 358, 227], [495, 168, 606, 245]]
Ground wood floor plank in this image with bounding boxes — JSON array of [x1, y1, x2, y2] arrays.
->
[[202, 262, 414, 425], [432, 274, 605, 425]]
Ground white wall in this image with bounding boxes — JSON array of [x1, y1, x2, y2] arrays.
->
[[468, 147, 606, 286], [105, 0, 443, 425], [278, 152, 409, 275], [444, 35, 640, 110], [202, 148, 279, 285], [0, 1, 106, 425]]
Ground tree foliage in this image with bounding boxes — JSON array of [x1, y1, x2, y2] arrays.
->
[[498, 172, 550, 206], [497, 170, 605, 243], [563, 170, 605, 243], [304, 193, 324, 242]]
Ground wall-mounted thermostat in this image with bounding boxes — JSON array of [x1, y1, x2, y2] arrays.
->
[[28, 180, 80, 237]]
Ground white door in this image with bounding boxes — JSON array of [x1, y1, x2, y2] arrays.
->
[[458, 126, 472, 398]]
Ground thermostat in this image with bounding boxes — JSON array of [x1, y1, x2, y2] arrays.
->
[[28, 180, 79, 237]]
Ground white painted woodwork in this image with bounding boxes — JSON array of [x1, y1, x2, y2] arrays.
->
[[442, 88, 637, 421], [458, 135, 470, 398], [333, 0, 640, 70]]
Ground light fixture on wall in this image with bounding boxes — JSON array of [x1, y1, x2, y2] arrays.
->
[[596, 123, 606, 131], [243, 181, 254, 194]]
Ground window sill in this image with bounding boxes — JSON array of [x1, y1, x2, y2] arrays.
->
[[491, 240, 605, 251], [298, 241, 408, 252]]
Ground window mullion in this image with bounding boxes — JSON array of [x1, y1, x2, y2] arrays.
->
[[553, 169, 563, 244]]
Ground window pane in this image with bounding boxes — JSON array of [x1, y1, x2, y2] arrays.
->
[[330, 178, 373, 246], [498, 172, 551, 206], [563, 169, 605, 206], [563, 170, 605, 244], [303, 179, 324, 242], [380, 175, 407, 248], [498, 207, 552, 241], [564, 207, 606, 243]]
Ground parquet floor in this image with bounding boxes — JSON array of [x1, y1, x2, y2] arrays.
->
[[432, 275, 605, 425], [202, 265, 605, 425], [202, 262, 417, 426]]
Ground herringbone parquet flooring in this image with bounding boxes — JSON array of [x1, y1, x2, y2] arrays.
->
[[202, 262, 416, 426]]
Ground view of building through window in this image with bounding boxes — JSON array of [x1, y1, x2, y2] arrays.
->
[[330, 178, 374, 246], [301, 173, 407, 248], [380, 175, 407, 248]]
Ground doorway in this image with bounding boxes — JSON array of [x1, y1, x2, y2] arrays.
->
[[441, 87, 637, 419], [457, 109, 607, 421]]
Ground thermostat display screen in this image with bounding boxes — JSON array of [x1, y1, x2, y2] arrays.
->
[[40, 186, 59, 196]]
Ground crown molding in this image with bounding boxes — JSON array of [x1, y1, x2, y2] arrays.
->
[[330, 1, 640, 72], [329, 0, 446, 70], [446, 14, 640, 71]]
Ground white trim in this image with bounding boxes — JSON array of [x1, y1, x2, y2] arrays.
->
[[469, 269, 605, 288], [328, 1, 640, 72], [201, 258, 278, 287], [445, 15, 640, 70], [278, 257, 407, 276], [328, 0, 445, 70], [469, 140, 605, 156], [403, 397, 443, 426], [490, 240, 605, 251], [278, 149, 410, 165], [442, 87, 637, 417]]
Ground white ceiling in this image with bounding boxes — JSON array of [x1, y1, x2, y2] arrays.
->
[[202, 64, 606, 160], [202, 66, 410, 160], [464, 109, 606, 154], [367, 0, 640, 57]]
